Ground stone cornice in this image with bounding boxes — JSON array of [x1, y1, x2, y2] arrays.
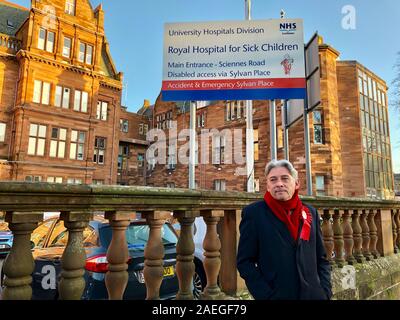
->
[[16, 50, 122, 91]]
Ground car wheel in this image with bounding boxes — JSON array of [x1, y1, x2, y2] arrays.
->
[[193, 261, 206, 300]]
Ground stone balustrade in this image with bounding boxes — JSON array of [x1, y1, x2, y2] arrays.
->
[[0, 35, 21, 54], [0, 182, 399, 300]]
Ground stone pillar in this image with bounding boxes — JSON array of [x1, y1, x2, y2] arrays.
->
[[59, 211, 93, 300], [2, 212, 43, 300], [200, 210, 225, 300], [392, 210, 398, 254], [394, 209, 400, 254], [333, 210, 346, 267], [342, 210, 356, 265], [351, 210, 366, 263], [374, 209, 394, 257], [321, 209, 335, 266], [368, 210, 380, 259], [104, 211, 131, 300], [173, 210, 199, 300], [360, 210, 373, 261], [219, 209, 246, 296], [142, 211, 170, 300]]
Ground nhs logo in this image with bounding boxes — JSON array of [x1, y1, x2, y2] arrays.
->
[[279, 22, 297, 35]]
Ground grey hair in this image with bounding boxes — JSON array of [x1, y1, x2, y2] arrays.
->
[[265, 159, 298, 180]]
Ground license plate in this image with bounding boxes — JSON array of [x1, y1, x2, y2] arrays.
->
[[163, 266, 174, 277], [136, 266, 175, 283]]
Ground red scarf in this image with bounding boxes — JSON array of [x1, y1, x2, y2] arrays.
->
[[264, 190, 312, 241]]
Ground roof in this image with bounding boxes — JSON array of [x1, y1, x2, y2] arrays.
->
[[0, 0, 29, 36], [137, 104, 154, 117]]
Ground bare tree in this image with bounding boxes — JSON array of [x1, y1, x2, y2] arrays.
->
[[391, 51, 400, 111]]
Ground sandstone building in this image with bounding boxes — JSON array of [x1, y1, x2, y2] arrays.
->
[[0, 0, 149, 185], [146, 38, 395, 200]]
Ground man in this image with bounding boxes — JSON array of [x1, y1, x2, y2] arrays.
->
[[237, 160, 332, 300]]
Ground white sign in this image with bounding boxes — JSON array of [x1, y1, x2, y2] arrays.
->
[[162, 19, 306, 101]]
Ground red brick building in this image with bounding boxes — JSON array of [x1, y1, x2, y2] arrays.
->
[[0, 0, 149, 185], [146, 37, 395, 200]]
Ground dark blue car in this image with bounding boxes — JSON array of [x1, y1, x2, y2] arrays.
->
[[0, 231, 13, 259], [2, 215, 205, 299]]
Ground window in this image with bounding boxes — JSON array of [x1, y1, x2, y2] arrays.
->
[[166, 182, 175, 188], [47, 177, 63, 183], [50, 128, 66, 158], [313, 110, 323, 144], [7, 19, 14, 29], [214, 180, 226, 191], [143, 124, 148, 135], [226, 102, 231, 121], [96, 101, 108, 121], [94, 137, 106, 164], [62, 36, 72, 57], [120, 119, 129, 133], [0, 123, 5, 142], [38, 28, 55, 53], [118, 145, 129, 170], [70, 130, 85, 160], [254, 129, 259, 161], [78, 42, 93, 64], [213, 135, 225, 165], [25, 176, 42, 182], [33, 80, 51, 105], [147, 157, 156, 171], [277, 125, 284, 149], [55, 86, 70, 108], [65, 0, 76, 15], [28, 124, 46, 156], [316, 175, 325, 196], [254, 178, 260, 192], [67, 178, 82, 185], [167, 145, 176, 170], [197, 112, 206, 128], [138, 153, 145, 168], [74, 90, 88, 112], [92, 179, 104, 185]]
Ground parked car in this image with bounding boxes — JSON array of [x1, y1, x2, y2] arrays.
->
[[1, 214, 205, 300], [0, 230, 12, 259]]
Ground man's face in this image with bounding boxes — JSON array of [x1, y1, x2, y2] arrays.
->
[[266, 166, 300, 201]]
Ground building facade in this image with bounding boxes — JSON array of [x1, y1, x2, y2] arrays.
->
[[0, 0, 149, 185], [146, 37, 396, 199]]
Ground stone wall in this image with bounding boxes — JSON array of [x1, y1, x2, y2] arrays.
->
[[331, 254, 400, 300]]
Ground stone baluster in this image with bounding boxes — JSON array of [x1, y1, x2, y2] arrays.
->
[[342, 210, 356, 265], [333, 210, 346, 267], [395, 209, 400, 254], [368, 209, 380, 259], [351, 210, 366, 263], [2, 212, 43, 300], [59, 211, 93, 300], [200, 210, 224, 300], [173, 210, 200, 300], [392, 210, 399, 254], [321, 209, 335, 266], [142, 211, 170, 300], [360, 210, 373, 261], [104, 211, 131, 300]]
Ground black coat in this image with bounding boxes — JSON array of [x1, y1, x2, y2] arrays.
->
[[237, 200, 332, 300]]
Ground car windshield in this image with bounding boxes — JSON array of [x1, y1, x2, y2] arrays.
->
[[99, 223, 178, 251]]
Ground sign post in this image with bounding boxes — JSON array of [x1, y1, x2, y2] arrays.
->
[[245, 0, 255, 192]]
